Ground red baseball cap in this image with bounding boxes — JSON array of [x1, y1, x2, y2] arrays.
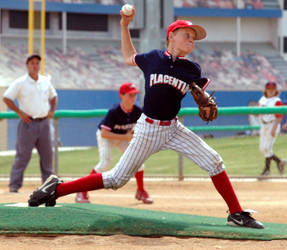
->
[[167, 20, 206, 41], [265, 82, 277, 89], [119, 82, 139, 95]]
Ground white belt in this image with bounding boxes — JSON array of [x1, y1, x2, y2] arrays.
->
[[261, 120, 274, 125]]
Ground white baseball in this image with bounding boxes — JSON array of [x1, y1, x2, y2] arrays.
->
[[121, 4, 133, 16]]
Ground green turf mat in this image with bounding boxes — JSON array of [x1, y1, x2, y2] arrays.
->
[[0, 203, 286, 240]]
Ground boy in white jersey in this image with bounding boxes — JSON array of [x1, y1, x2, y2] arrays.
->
[[258, 82, 285, 176]]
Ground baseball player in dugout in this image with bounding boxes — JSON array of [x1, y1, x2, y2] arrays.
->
[[258, 82, 286, 176], [28, 7, 264, 229], [75, 82, 153, 204], [3, 54, 57, 193]]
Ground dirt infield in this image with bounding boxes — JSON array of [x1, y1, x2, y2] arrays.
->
[[1, 180, 287, 249]]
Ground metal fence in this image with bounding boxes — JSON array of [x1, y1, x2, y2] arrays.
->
[[1, 106, 287, 179]]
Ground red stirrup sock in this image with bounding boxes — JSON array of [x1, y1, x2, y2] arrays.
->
[[135, 170, 144, 191], [90, 169, 97, 175], [211, 170, 242, 214], [80, 169, 98, 196], [56, 173, 104, 198]]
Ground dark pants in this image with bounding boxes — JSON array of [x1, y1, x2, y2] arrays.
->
[[9, 119, 54, 190]]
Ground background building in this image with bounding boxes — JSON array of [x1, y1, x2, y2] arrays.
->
[[0, 0, 286, 148]]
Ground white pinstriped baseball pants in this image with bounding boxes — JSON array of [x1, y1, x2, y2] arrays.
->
[[94, 129, 144, 173], [259, 121, 280, 158], [102, 114, 225, 189]]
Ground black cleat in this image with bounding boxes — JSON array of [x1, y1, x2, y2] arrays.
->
[[9, 187, 19, 193], [227, 209, 264, 229], [45, 196, 57, 207], [278, 159, 286, 176], [261, 169, 270, 176], [28, 175, 63, 207]]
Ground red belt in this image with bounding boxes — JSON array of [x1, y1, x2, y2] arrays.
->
[[145, 117, 176, 126]]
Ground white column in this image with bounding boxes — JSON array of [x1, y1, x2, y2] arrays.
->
[[0, 9, 2, 47], [281, 9, 287, 57], [236, 17, 241, 57], [62, 11, 67, 55], [236, 0, 244, 56], [139, 0, 161, 106], [139, 0, 161, 53]]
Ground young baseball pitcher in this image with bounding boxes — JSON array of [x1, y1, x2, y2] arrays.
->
[[75, 82, 152, 204], [258, 82, 285, 176], [28, 6, 263, 229]]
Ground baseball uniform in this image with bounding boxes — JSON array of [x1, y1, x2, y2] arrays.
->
[[75, 82, 152, 204], [28, 18, 264, 229], [258, 82, 285, 176], [102, 49, 224, 190]]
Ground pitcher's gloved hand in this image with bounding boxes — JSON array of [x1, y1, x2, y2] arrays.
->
[[190, 82, 218, 122]]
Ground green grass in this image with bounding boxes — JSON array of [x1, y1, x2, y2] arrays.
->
[[0, 134, 286, 177]]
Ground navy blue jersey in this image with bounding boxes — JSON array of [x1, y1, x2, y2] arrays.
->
[[134, 49, 209, 120], [99, 104, 142, 134]]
